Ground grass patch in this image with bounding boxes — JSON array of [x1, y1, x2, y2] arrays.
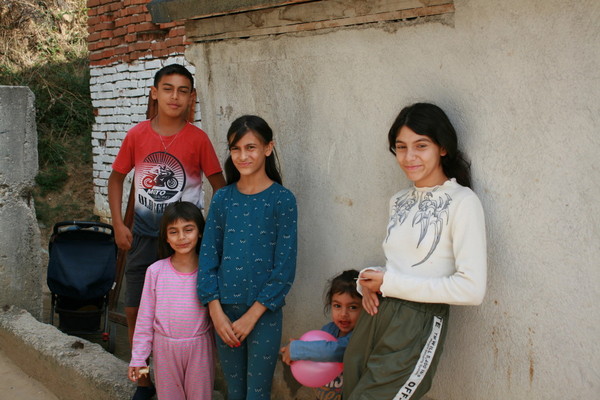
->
[[0, 0, 94, 233]]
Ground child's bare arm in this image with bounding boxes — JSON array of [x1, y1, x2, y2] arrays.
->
[[108, 170, 132, 250], [207, 172, 226, 193]]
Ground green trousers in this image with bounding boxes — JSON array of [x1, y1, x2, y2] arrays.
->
[[343, 297, 449, 400]]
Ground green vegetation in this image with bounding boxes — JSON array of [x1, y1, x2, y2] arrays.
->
[[0, 0, 96, 229]]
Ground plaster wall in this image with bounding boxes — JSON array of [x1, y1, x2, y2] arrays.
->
[[0, 86, 42, 319], [187, 0, 600, 398]]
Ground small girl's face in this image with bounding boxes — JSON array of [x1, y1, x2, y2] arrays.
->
[[331, 292, 362, 337], [166, 219, 200, 255], [394, 126, 448, 187], [229, 131, 274, 179]]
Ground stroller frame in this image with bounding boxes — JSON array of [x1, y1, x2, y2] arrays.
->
[[47, 221, 117, 352]]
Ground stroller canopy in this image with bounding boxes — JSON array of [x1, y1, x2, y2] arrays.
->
[[47, 222, 116, 300]]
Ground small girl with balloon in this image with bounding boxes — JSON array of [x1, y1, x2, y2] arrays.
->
[[280, 269, 361, 399]]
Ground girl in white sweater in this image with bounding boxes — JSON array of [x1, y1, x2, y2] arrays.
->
[[343, 103, 487, 400]]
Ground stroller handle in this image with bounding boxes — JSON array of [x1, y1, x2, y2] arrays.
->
[[53, 221, 114, 236]]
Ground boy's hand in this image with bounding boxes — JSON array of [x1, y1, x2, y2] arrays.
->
[[114, 223, 133, 251]]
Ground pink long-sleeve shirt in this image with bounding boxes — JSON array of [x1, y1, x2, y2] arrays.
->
[[130, 258, 212, 367]]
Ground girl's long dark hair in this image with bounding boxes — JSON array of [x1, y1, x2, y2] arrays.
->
[[324, 269, 360, 315], [224, 115, 283, 185], [387, 103, 472, 188], [158, 201, 205, 259]]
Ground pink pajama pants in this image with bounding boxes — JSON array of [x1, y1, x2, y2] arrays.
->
[[153, 331, 214, 399]]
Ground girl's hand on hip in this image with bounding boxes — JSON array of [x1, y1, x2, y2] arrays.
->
[[358, 270, 383, 293], [208, 300, 240, 347], [361, 286, 380, 315], [358, 270, 383, 315]]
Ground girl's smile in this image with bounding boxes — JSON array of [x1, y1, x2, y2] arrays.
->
[[395, 126, 448, 187], [331, 292, 362, 336], [229, 131, 274, 179], [166, 219, 200, 256]]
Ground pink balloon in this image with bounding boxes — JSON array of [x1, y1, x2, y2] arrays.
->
[[290, 330, 344, 388], [299, 330, 337, 342]]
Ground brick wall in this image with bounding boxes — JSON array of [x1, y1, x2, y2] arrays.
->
[[87, 0, 200, 219], [87, 0, 187, 66]]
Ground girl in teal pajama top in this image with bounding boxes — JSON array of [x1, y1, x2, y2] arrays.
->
[[198, 115, 297, 400]]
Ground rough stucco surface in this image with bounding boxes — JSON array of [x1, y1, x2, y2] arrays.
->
[[186, 0, 600, 398], [0, 86, 42, 319]]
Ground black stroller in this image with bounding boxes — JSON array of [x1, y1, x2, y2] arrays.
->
[[47, 221, 117, 352]]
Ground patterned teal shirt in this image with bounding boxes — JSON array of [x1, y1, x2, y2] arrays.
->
[[198, 182, 297, 311]]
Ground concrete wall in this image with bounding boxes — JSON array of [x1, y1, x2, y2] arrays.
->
[[186, 0, 600, 398], [0, 86, 43, 319]]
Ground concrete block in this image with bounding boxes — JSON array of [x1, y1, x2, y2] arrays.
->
[[145, 59, 162, 69], [106, 147, 120, 156], [128, 63, 145, 72], [0, 306, 131, 400], [106, 139, 122, 148], [93, 178, 106, 187], [107, 131, 125, 141], [0, 86, 38, 185], [0, 86, 42, 319], [127, 88, 145, 97]]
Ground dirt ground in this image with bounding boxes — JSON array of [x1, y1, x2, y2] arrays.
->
[[0, 346, 59, 399]]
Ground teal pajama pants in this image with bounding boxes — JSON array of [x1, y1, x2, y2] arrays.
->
[[343, 298, 449, 400], [216, 304, 282, 400]]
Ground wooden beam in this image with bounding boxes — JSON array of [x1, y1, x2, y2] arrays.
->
[[186, 0, 454, 42], [148, 0, 316, 23], [108, 311, 128, 327]]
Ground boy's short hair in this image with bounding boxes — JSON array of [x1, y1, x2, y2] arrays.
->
[[153, 63, 194, 89]]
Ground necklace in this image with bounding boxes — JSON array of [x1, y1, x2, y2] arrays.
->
[[158, 132, 181, 153], [153, 116, 185, 153]]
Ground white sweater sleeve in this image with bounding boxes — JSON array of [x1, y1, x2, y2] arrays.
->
[[380, 193, 487, 305]]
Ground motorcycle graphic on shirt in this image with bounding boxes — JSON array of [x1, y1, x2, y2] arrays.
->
[[136, 152, 186, 214], [142, 164, 179, 189]]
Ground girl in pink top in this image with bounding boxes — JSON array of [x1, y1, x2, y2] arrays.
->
[[128, 202, 214, 399]]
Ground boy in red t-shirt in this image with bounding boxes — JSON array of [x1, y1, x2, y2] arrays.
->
[[108, 63, 225, 400]]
